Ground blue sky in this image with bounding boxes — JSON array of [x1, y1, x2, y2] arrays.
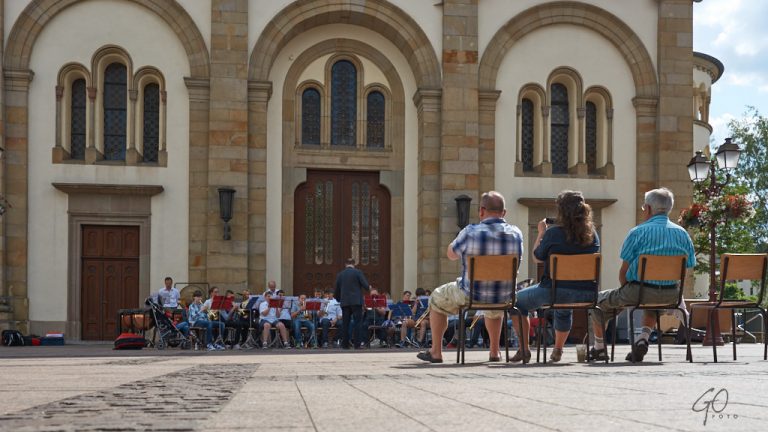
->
[[694, 0, 768, 144]]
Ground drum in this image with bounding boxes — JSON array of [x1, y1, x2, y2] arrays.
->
[[118, 308, 152, 332]]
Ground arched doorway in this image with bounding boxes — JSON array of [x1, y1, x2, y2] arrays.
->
[[293, 170, 390, 296]]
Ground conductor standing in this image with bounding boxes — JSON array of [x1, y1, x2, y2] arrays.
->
[[334, 258, 370, 349]]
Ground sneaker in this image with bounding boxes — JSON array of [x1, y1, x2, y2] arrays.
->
[[206, 343, 216, 351], [284, 343, 292, 349], [379, 340, 388, 348], [371, 338, 381, 346], [322, 342, 329, 348], [589, 347, 609, 362], [261, 344, 269, 350], [625, 339, 649, 362], [549, 348, 563, 363], [395, 341, 405, 348], [233, 344, 241, 350], [214, 343, 226, 350]]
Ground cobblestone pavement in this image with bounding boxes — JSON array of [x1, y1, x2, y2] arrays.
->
[[0, 343, 767, 431]]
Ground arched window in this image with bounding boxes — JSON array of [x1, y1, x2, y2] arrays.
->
[[331, 60, 357, 146], [366, 91, 385, 148], [301, 88, 321, 146], [521, 98, 534, 172], [550, 83, 569, 174], [142, 83, 160, 163], [585, 101, 597, 174], [70, 78, 87, 160], [103, 62, 127, 160]]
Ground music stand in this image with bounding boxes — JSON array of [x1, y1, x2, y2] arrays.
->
[[267, 297, 285, 310], [390, 302, 413, 319], [210, 295, 232, 311]]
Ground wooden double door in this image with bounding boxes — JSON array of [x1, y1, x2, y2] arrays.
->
[[294, 170, 390, 296], [81, 225, 140, 340]]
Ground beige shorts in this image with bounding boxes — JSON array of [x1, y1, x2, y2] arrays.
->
[[429, 281, 505, 319]]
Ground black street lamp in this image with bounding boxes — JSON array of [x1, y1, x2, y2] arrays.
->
[[686, 137, 742, 345], [218, 187, 236, 240], [455, 194, 472, 231]]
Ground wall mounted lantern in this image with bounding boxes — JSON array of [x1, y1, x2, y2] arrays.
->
[[218, 187, 235, 240], [455, 194, 472, 230]]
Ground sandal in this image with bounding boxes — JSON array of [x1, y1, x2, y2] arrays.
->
[[488, 355, 502, 362], [416, 350, 443, 363], [549, 348, 563, 363], [509, 349, 531, 363]]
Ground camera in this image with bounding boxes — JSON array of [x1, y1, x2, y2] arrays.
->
[[544, 217, 556, 225]]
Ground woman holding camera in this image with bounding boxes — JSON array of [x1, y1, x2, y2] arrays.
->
[[509, 190, 600, 363]]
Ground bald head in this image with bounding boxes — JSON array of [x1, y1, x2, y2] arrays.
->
[[480, 191, 506, 215]]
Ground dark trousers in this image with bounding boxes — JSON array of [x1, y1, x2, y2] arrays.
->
[[341, 305, 364, 348]]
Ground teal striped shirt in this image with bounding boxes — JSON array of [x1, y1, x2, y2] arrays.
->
[[619, 214, 696, 284]]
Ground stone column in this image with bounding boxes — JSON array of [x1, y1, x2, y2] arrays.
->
[[3, 68, 33, 333], [439, 0, 480, 284], [479, 90, 500, 193], [414, 88, 442, 290], [126, 89, 139, 164], [247, 80, 271, 292], [204, 0, 249, 291], [655, 0, 694, 214], [51, 86, 69, 162]]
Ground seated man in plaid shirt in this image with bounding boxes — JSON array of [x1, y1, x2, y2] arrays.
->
[[417, 191, 523, 363]]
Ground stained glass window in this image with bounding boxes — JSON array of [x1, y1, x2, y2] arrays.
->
[[103, 63, 127, 161], [550, 83, 569, 174], [70, 78, 86, 160], [307, 182, 334, 265], [586, 101, 597, 174], [361, 183, 370, 265], [142, 83, 159, 163], [331, 60, 357, 146], [301, 88, 321, 146], [521, 98, 534, 172], [350, 181, 380, 267], [366, 91, 385, 148]]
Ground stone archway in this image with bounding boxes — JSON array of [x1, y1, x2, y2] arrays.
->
[[2, 0, 210, 333], [477, 1, 662, 231], [246, 0, 442, 290]]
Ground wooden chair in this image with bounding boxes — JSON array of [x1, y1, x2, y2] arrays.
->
[[536, 253, 606, 364], [456, 254, 523, 364], [609, 255, 690, 362], [689, 253, 768, 362]]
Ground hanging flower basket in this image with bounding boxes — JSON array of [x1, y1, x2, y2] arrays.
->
[[678, 203, 706, 228]]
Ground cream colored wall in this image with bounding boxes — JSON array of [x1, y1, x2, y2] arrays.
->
[[247, 0, 295, 54], [495, 24, 637, 285], [3, 0, 27, 42], [265, 23, 419, 293], [176, 0, 211, 53], [26, 1, 191, 321], [478, 0, 658, 71]]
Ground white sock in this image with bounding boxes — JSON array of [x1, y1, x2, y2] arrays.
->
[[594, 336, 605, 350], [638, 326, 652, 343]]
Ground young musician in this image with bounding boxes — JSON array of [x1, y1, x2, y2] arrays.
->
[[259, 291, 290, 348], [291, 294, 317, 348], [319, 290, 342, 348], [188, 290, 225, 351]]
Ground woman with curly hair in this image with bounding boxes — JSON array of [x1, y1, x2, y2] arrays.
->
[[509, 190, 600, 363]]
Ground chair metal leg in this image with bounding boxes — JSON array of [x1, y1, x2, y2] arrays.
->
[[610, 315, 617, 362], [517, 309, 528, 364], [761, 308, 768, 360], [629, 308, 637, 363], [710, 307, 718, 363], [731, 309, 737, 361], [679, 307, 692, 362], [656, 310, 662, 361], [457, 311, 464, 364], [596, 309, 609, 364], [503, 310, 509, 362], [687, 307, 696, 363]]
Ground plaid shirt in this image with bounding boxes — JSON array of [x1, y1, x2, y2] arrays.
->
[[450, 217, 524, 303]]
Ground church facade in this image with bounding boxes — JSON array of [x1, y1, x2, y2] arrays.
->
[[0, 0, 722, 339]]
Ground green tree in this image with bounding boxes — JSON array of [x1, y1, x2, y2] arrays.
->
[[728, 107, 768, 253]]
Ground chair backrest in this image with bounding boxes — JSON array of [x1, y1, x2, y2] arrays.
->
[[549, 253, 601, 282], [467, 255, 519, 304], [719, 253, 768, 303], [637, 254, 687, 306]]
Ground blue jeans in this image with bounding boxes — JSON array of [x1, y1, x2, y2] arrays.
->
[[515, 284, 595, 332], [193, 320, 225, 344], [293, 319, 316, 345]]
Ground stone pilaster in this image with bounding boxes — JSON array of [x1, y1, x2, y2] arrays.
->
[[205, 0, 249, 291], [439, 0, 479, 284], [479, 90, 500, 193], [247, 80, 271, 292], [185, 77, 210, 283], [656, 0, 694, 215], [414, 88, 442, 290], [3, 68, 33, 334]]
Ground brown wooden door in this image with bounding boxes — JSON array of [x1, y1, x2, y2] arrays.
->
[[81, 225, 140, 340], [294, 170, 390, 296]]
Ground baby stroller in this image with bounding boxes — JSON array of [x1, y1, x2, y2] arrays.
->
[[145, 297, 193, 350]]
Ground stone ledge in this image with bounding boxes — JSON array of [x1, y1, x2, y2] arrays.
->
[[52, 183, 164, 196]]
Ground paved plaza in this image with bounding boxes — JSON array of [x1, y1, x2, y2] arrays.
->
[[0, 343, 766, 432]]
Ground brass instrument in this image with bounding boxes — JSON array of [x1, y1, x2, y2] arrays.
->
[[413, 304, 430, 328], [468, 312, 482, 330], [207, 309, 220, 321], [238, 299, 249, 318]]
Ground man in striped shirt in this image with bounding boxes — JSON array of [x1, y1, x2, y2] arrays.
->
[[417, 191, 524, 363], [590, 187, 695, 362]]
